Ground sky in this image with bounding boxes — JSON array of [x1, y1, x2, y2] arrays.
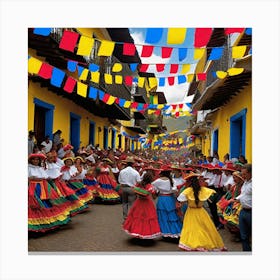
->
[[129, 28, 197, 105]]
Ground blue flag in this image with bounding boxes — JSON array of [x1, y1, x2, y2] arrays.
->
[[178, 48, 188, 61], [208, 47, 223, 60], [89, 87, 98, 100], [145, 28, 163, 44], [33, 28, 51, 36], [50, 68, 65, 87], [67, 61, 77, 72]]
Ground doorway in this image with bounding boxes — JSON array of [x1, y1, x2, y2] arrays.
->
[[70, 112, 81, 153]]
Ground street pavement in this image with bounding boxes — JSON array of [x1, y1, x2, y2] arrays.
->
[[28, 202, 242, 253]]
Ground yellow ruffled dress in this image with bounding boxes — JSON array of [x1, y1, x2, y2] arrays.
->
[[178, 187, 227, 251]]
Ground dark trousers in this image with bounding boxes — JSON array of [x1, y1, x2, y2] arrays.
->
[[207, 186, 224, 227], [239, 208, 252, 251], [121, 186, 136, 220]]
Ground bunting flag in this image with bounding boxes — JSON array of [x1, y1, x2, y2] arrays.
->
[[167, 28, 187, 45], [181, 64, 191, 74], [112, 63, 122, 72], [50, 67, 65, 87], [38, 63, 53, 79], [28, 57, 43, 74], [90, 71, 100, 83], [150, 95, 158, 105], [178, 48, 188, 61], [63, 76, 76, 93], [178, 75, 187, 84], [156, 64, 165, 72], [194, 48, 206, 60], [123, 101, 131, 108], [129, 63, 138, 72], [77, 65, 85, 76], [245, 28, 252, 35], [232, 46, 247, 59], [145, 28, 163, 44], [168, 76, 175, 85], [59, 30, 79, 52], [141, 45, 154, 57], [77, 36, 94, 56], [138, 77, 145, 88], [123, 43, 136, 56], [33, 28, 51, 36], [139, 64, 149, 72], [77, 82, 88, 97], [125, 76, 133, 86], [197, 73, 207, 81], [104, 73, 113, 84], [216, 71, 228, 79], [158, 77, 165, 87], [170, 64, 179, 74], [225, 28, 245, 35], [89, 63, 99, 72], [227, 67, 244, 76], [115, 75, 123, 84], [194, 28, 213, 47], [162, 47, 173, 58], [67, 61, 78, 72], [97, 40, 115, 57], [208, 47, 224, 60], [187, 74, 195, 82], [79, 69, 89, 81], [88, 87, 98, 100], [148, 77, 158, 89]]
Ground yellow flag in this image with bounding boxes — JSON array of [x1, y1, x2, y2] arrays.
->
[[104, 73, 113, 84], [157, 104, 164, 109], [112, 63, 122, 72], [79, 69, 89, 81], [107, 95, 116, 105], [152, 95, 158, 105], [216, 71, 228, 79], [232, 46, 247, 59], [91, 71, 100, 83], [194, 48, 205, 60], [123, 101, 131, 108], [187, 74, 194, 82], [181, 64, 191, 74], [227, 67, 244, 76], [138, 77, 145, 88], [149, 77, 158, 88], [97, 40, 115, 56], [28, 57, 42, 74], [77, 36, 94, 56], [115, 75, 123, 84], [77, 82, 88, 97], [167, 28, 187, 44]]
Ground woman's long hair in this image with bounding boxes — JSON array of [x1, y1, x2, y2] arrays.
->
[[160, 170, 174, 189], [190, 176, 201, 206], [139, 172, 153, 188]]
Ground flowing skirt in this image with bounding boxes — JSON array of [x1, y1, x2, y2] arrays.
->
[[179, 207, 227, 251], [96, 174, 120, 203], [123, 196, 161, 239]]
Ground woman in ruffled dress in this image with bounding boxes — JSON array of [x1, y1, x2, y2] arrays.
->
[[123, 172, 161, 239], [28, 153, 70, 232], [95, 158, 120, 203], [177, 173, 226, 251], [151, 166, 182, 238]]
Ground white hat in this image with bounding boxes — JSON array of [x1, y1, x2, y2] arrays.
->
[[85, 154, 96, 163]]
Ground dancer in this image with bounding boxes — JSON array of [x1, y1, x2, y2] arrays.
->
[[123, 172, 161, 239], [177, 173, 226, 251]]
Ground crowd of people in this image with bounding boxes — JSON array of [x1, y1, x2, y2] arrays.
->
[[28, 130, 252, 252]]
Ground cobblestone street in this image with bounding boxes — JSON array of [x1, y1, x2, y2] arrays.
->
[[28, 202, 242, 253]]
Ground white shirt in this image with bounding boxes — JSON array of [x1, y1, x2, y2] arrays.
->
[[221, 173, 234, 190], [236, 179, 252, 209], [28, 164, 48, 179], [118, 166, 141, 187], [152, 178, 177, 194], [45, 162, 62, 179], [173, 177, 186, 189], [41, 140, 53, 153], [61, 165, 78, 181]]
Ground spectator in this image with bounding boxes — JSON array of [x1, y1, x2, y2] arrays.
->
[[41, 135, 53, 153]]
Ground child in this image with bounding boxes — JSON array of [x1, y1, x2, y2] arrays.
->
[[123, 172, 161, 239]]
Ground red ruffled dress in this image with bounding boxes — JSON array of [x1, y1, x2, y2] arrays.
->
[[123, 183, 161, 239]]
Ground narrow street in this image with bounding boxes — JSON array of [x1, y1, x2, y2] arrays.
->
[[28, 202, 242, 253]]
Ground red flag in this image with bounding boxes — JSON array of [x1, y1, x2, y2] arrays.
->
[[115, 97, 120, 104], [143, 104, 149, 109], [140, 64, 149, 72], [168, 76, 175, 85], [156, 64, 165, 72], [131, 102, 139, 109], [175, 112, 180, 118], [125, 76, 133, 86], [225, 28, 245, 35], [194, 28, 213, 47], [102, 93, 110, 103], [155, 110, 161, 115], [170, 64, 179, 74], [179, 104, 183, 109], [172, 105, 177, 110], [162, 47, 173, 58], [197, 73, 207, 81], [63, 77, 76, 93], [123, 43, 136, 56], [59, 30, 80, 52], [141, 45, 154, 57], [38, 63, 53, 79]]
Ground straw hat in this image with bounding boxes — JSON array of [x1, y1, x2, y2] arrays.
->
[[183, 172, 202, 180], [124, 156, 135, 163], [232, 171, 244, 181], [74, 156, 85, 163], [103, 158, 114, 164], [63, 157, 74, 163]]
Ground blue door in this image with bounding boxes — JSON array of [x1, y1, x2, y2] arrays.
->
[[230, 109, 247, 159], [212, 129, 218, 155], [89, 121, 95, 146], [70, 112, 81, 153], [111, 128, 116, 149], [103, 127, 108, 149]]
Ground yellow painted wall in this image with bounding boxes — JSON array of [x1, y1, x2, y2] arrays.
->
[[28, 82, 119, 149], [204, 81, 252, 162]]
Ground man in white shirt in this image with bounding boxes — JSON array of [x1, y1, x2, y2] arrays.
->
[[235, 164, 252, 251], [118, 157, 141, 221], [41, 135, 53, 153]]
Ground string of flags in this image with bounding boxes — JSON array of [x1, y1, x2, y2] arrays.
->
[[28, 55, 194, 113], [32, 28, 252, 62]]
